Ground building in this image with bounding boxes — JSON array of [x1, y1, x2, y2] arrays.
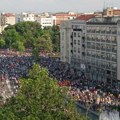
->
[[16, 12, 35, 23], [0, 13, 15, 33], [60, 16, 120, 88], [60, 14, 95, 64], [35, 14, 56, 29], [1, 13, 15, 26], [86, 17, 120, 88], [103, 7, 120, 17], [54, 12, 79, 26]]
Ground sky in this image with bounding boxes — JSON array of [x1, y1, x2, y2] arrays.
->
[[0, 0, 120, 13]]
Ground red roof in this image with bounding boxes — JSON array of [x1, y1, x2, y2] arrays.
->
[[3, 13, 15, 17], [76, 14, 95, 21]]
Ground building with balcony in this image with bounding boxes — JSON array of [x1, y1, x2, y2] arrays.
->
[[60, 16, 120, 88], [103, 7, 120, 17], [86, 17, 120, 88], [35, 15, 56, 29], [0, 13, 15, 33], [16, 12, 35, 23], [54, 12, 79, 26], [1, 13, 15, 26]]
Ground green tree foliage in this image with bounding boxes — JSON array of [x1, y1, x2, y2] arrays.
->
[[0, 38, 5, 48], [0, 22, 53, 52], [0, 64, 86, 120], [50, 25, 60, 52]]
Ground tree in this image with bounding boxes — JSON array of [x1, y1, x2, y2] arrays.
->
[[0, 22, 53, 52], [0, 64, 86, 120], [50, 25, 60, 52], [0, 38, 5, 48]]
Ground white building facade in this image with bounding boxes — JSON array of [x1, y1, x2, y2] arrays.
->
[[16, 12, 36, 23], [36, 16, 56, 29]]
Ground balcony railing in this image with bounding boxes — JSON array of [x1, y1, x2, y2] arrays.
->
[[106, 31, 111, 34], [96, 30, 100, 33], [112, 58, 117, 62], [112, 49, 117, 53], [111, 31, 117, 34], [106, 57, 111, 61], [106, 65, 111, 69], [101, 31, 105, 34]]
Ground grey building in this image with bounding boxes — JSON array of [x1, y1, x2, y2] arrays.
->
[[60, 16, 120, 89], [86, 17, 120, 88]]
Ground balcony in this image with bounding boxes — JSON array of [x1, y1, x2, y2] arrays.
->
[[112, 49, 117, 53], [106, 31, 111, 34], [96, 30, 100, 33], [101, 56, 106, 60], [96, 55, 100, 59], [112, 66, 117, 71], [92, 54, 96, 58], [96, 38, 100, 42], [106, 65, 111, 69], [101, 30, 105, 34], [106, 46, 111, 51], [96, 46, 101, 50], [91, 30, 95, 33], [112, 39, 117, 44], [101, 47, 106, 51], [106, 57, 111, 61], [87, 30, 91, 33], [112, 31, 117, 34], [101, 64, 106, 68], [101, 39, 106, 42], [106, 39, 111, 43], [91, 46, 95, 49], [112, 58, 117, 62]]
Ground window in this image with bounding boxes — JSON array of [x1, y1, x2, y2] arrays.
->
[[78, 33, 80, 37], [111, 36, 117, 43], [78, 40, 80, 45], [111, 53, 117, 61], [78, 48, 80, 53], [74, 47, 76, 52], [74, 32, 76, 37], [112, 45, 117, 52], [74, 40, 76, 44], [112, 63, 117, 70], [106, 53, 111, 60]]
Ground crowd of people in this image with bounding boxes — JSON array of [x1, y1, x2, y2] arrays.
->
[[39, 57, 120, 113], [0, 51, 119, 114]]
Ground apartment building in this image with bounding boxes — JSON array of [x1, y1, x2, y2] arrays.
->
[[0, 13, 15, 33], [103, 7, 120, 17], [16, 12, 35, 23], [60, 16, 120, 88], [1, 13, 15, 26], [86, 17, 120, 88], [54, 12, 79, 26], [60, 14, 94, 66], [35, 15, 56, 29]]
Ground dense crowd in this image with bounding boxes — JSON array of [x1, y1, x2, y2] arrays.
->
[[39, 57, 120, 113], [0, 51, 120, 113]]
